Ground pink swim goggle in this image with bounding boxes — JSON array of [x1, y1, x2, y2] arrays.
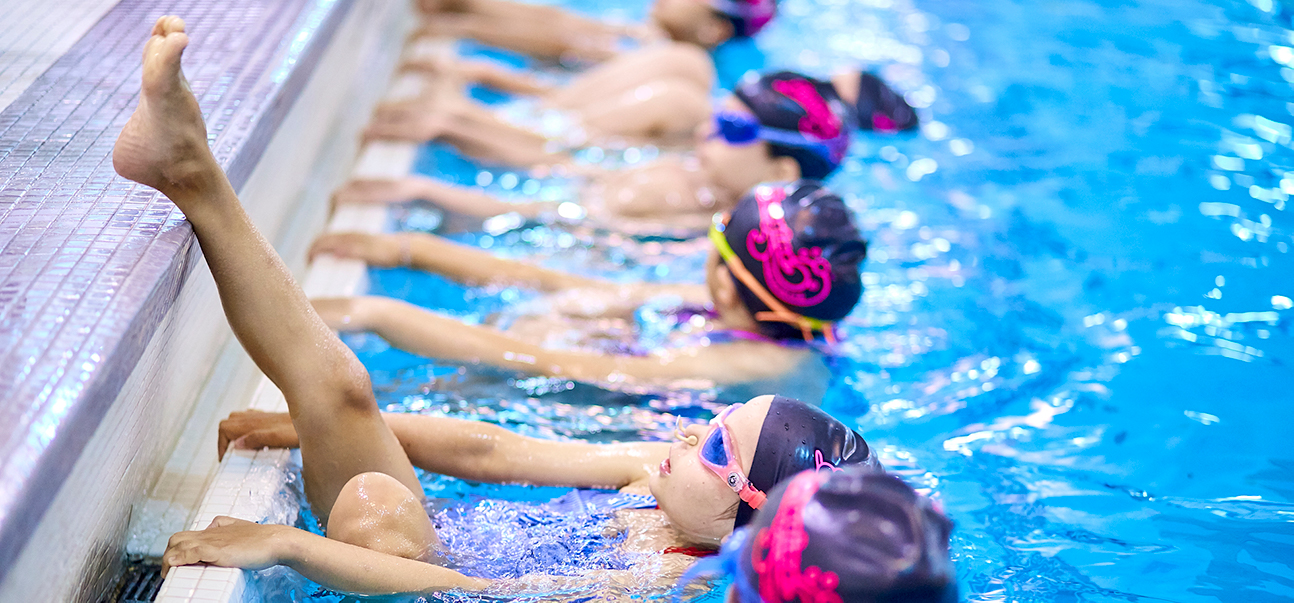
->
[[679, 403, 768, 510]]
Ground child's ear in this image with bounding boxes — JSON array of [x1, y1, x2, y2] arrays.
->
[[697, 16, 734, 47], [773, 155, 801, 181], [713, 265, 741, 311]]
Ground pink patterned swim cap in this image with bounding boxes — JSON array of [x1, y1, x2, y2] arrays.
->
[[736, 468, 958, 603], [718, 181, 867, 341]]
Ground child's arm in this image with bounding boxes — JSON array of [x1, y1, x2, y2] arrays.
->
[[309, 232, 599, 292], [331, 175, 559, 220], [163, 517, 487, 594], [417, 10, 622, 63], [219, 411, 669, 489], [402, 56, 554, 97], [314, 296, 800, 385]]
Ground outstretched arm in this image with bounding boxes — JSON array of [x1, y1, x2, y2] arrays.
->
[[310, 232, 602, 292], [402, 56, 554, 97], [220, 411, 669, 489], [417, 9, 624, 63], [163, 518, 486, 594], [313, 296, 797, 385], [331, 175, 559, 220]]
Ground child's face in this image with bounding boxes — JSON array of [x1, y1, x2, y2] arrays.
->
[[649, 395, 774, 544], [696, 96, 785, 195], [651, 0, 729, 46]]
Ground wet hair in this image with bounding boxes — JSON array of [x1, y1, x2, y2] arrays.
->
[[733, 468, 958, 603], [735, 71, 852, 180], [710, 0, 777, 37], [853, 72, 919, 132], [722, 181, 867, 341], [738, 395, 881, 527]]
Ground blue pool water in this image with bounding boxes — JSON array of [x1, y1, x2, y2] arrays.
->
[[259, 0, 1294, 601]]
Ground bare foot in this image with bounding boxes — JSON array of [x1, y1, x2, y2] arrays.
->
[[113, 16, 218, 199]]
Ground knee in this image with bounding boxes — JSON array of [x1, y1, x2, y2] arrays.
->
[[657, 44, 715, 88], [327, 472, 439, 560], [652, 78, 710, 116]]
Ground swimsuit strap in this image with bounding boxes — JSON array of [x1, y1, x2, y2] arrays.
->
[[662, 545, 720, 557]]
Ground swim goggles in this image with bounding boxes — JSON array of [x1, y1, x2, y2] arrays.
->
[[711, 110, 847, 166], [709, 210, 839, 344], [689, 403, 767, 510]]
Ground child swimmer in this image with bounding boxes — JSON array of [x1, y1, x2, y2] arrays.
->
[[677, 466, 958, 603], [415, 0, 775, 63], [310, 180, 867, 397], [349, 71, 852, 235], [115, 17, 881, 594]]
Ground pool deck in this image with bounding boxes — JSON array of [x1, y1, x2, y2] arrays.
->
[[0, 0, 361, 598]]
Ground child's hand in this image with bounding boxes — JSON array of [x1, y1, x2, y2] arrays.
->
[[309, 233, 402, 266], [331, 177, 431, 209], [162, 517, 292, 576], [217, 410, 299, 460]]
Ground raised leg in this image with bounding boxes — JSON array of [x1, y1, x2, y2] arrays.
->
[[113, 16, 422, 522]]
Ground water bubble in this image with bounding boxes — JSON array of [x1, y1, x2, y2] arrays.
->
[[893, 211, 919, 230], [923, 121, 950, 141]]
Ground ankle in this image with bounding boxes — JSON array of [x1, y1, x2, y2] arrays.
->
[[158, 154, 226, 200]]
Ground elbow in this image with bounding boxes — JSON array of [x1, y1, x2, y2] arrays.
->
[[325, 353, 378, 414]]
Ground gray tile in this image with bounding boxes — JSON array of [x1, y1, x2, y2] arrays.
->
[[0, 0, 355, 584]]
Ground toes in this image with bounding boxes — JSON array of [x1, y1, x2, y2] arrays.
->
[[166, 16, 187, 35]]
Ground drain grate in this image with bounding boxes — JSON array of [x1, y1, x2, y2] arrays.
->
[[108, 560, 163, 603]]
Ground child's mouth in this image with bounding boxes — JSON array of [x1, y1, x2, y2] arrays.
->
[[660, 458, 672, 476]]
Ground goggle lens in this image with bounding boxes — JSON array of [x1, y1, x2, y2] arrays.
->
[[713, 111, 760, 144], [701, 428, 730, 467]]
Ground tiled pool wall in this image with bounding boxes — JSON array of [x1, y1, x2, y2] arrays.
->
[[0, 0, 412, 600]]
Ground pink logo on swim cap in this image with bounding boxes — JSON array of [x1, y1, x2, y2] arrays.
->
[[813, 449, 842, 473], [770, 79, 847, 163], [746, 186, 833, 308], [750, 473, 841, 603]]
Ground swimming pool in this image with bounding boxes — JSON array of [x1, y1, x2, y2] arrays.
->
[[257, 0, 1293, 600]]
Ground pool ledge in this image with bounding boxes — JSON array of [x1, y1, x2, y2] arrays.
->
[[0, 0, 353, 598]]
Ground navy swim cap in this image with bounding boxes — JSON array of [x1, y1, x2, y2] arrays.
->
[[710, 0, 777, 37], [853, 72, 919, 132], [737, 396, 880, 528], [734, 71, 851, 179], [714, 181, 867, 341], [733, 468, 958, 603]]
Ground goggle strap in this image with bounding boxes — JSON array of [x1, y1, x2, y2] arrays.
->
[[738, 484, 767, 509], [712, 226, 835, 343]]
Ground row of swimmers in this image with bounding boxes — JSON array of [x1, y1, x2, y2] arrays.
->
[[108, 0, 957, 600], [308, 13, 919, 396]]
